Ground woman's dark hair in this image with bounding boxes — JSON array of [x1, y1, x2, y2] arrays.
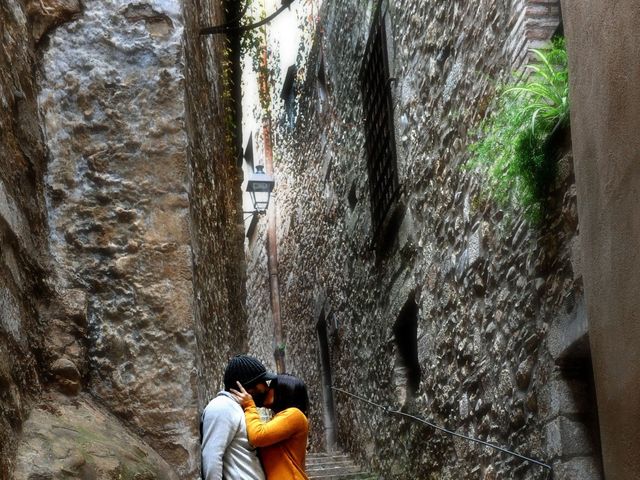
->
[[272, 374, 309, 415]]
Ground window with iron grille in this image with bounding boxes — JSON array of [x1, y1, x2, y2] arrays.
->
[[360, 9, 399, 238]]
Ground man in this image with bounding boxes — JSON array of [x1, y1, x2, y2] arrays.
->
[[201, 355, 277, 480]]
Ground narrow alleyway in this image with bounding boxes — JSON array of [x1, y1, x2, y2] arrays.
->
[[1, 0, 639, 479]]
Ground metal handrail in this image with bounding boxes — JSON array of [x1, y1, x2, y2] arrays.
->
[[332, 386, 553, 479]]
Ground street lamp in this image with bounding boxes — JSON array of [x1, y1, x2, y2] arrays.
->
[[245, 165, 274, 215]]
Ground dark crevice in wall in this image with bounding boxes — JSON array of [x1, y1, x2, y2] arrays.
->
[[393, 293, 421, 402]]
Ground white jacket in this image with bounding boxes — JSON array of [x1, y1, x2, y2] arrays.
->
[[201, 391, 266, 480]]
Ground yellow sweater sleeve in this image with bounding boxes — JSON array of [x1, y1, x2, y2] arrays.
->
[[243, 400, 306, 447]]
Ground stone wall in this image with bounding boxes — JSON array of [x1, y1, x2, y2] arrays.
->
[[244, 0, 594, 478], [38, 0, 199, 476], [245, 218, 278, 369], [239, 0, 321, 376], [0, 0, 77, 476], [182, 0, 250, 406], [2, 0, 249, 477]]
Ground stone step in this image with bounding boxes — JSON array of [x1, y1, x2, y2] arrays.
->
[[308, 464, 359, 473], [306, 457, 356, 469], [307, 464, 360, 474], [308, 473, 375, 478], [307, 470, 376, 480], [306, 451, 377, 480], [307, 457, 353, 466]]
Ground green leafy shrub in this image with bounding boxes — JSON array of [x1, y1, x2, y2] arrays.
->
[[468, 37, 569, 221]]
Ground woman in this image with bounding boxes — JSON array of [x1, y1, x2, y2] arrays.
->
[[231, 374, 310, 480]]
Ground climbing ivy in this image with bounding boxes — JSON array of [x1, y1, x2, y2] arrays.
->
[[219, 0, 267, 152], [221, 45, 234, 143], [238, 2, 275, 115], [467, 37, 569, 222]]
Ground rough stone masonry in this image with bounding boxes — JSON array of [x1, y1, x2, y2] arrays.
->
[[242, 0, 600, 478], [0, 0, 59, 476], [38, 0, 200, 475], [1, 0, 246, 478]]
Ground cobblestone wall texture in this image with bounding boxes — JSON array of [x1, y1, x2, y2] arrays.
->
[[244, 0, 591, 478]]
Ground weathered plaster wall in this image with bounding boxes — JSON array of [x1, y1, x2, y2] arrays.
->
[[0, 0, 78, 475], [182, 0, 249, 407], [39, 0, 199, 476], [244, 0, 594, 478], [561, 1, 640, 478]]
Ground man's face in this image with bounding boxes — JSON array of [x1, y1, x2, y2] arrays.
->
[[247, 382, 274, 408]]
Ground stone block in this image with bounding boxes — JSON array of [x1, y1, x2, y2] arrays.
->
[[59, 288, 88, 325], [553, 456, 602, 480], [548, 295, 589, 361], [542, 377, 590, 417], [397, 207, 416, 254], [515, 356, 534, 390], [459, 393, 470, 419], [51, 357, 81, 382], [545, 416, 594, 459], [454, 228, 485, 281], [467, 227, 483, 269]]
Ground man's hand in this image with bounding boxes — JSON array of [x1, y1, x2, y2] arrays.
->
[[230, 381, 254, 408]]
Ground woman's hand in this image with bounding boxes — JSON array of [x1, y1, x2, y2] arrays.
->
[[230, 381, 254, 408]]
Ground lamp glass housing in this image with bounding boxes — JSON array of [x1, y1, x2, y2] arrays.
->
[[246, 165, 274, 212]]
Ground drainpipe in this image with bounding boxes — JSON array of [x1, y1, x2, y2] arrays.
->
[[259, 19, 285, 374]]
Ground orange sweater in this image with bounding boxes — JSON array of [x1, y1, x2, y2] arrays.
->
[[243, 400, 309, 480]]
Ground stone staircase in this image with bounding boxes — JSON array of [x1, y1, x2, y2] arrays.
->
[[306, 452, 377, 479]]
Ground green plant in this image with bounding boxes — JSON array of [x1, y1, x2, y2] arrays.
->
[[468, 37, 569, 222]]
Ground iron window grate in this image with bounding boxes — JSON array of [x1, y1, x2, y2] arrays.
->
[[360, 10, 399, 238]]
